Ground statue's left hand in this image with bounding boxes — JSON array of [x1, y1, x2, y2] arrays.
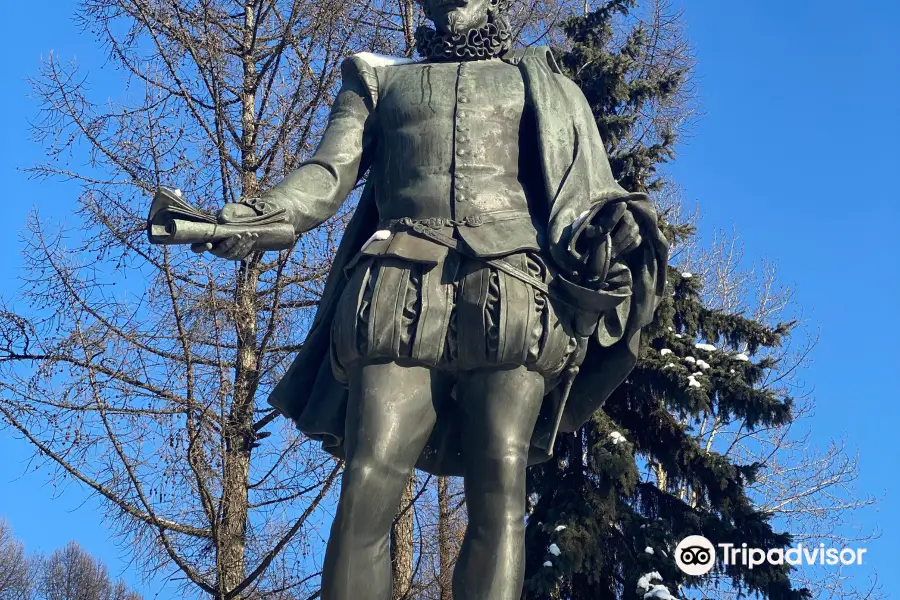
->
[[576, 202, 643, 283], [587, 202, 642, 258]]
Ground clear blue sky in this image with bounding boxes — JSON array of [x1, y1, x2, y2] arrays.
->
[[1, 1, 897, 598]]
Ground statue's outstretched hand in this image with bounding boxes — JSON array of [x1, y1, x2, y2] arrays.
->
[[191, 202, 261, 260]]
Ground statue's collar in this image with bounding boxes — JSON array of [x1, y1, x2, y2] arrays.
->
[[414, 19, 511, 61]]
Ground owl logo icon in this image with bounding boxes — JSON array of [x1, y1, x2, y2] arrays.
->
[[674, 535, 716, 575]]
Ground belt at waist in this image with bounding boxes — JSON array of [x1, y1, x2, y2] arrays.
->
[[378, 210, 533, 230], [350, 218, 630, 317]]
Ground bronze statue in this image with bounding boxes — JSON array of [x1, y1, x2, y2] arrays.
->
[[155, 0, 668, 597]]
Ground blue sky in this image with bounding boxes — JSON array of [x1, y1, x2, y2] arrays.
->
[[0, 1, 897, 598]]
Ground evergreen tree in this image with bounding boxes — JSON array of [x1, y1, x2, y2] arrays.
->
[[522, 2, 811, 599]]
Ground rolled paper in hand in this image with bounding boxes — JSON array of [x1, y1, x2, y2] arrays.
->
[[149, 219, 295, 251], [147, 187, 296, 251]]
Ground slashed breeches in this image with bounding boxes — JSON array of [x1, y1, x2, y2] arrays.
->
[[330, 249, 578, 381]]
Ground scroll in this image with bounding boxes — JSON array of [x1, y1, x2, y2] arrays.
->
[[147, 187, 295, 251]]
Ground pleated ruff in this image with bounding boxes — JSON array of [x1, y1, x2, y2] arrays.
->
[[330, 251, 577, 382]]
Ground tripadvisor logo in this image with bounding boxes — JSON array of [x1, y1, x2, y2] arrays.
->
[[674, 535, 868, 575], [674, 536, 716, 575]]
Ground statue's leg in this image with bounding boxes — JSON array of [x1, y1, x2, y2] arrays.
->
[[321, 360, 446, 600], [451, 366, 544, 600]]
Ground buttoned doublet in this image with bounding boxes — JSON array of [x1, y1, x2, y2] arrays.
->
[[371, 58, 544, 255]]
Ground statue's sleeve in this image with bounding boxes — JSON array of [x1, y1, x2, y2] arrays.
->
[[546, 74, 635, 251], [546, 73, 667, 345], [260, 57, 377, 234]]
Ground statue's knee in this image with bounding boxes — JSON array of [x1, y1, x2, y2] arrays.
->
[[336, 456, 406, 540], [342, 459, 373, 490], [476, 430, 531, 466], [343, 454, 401, 493], [472, 449, 528, 491]]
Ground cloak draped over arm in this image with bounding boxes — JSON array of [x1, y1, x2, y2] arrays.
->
[[517, 50, 668, 442]]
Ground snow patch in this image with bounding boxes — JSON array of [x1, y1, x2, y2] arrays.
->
[[548, 543, 561, 556], [637, 572, 662, 592], [695, 342, 717, 352], [674, 333, 683, 338], [543, 560, 553, 567], [663, 363, 676, 369], [696, 359, 711, 370], [733, 353, 750, 362], [361, 229, 391, 250], [353, 52, 416, 67], [609, 431, 627, 445], [645, 546, 654, 554], [687, 375, 702, 389], [645, 586, 677, 600], [637, 572, 676, 600], [660, 348, 673, 356], [681, 272, 693, 279], [555, 525, 567, 532], [684, 356, 696, 364]]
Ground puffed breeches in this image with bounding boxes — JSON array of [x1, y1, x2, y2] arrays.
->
[[330, 249, 578, 381]]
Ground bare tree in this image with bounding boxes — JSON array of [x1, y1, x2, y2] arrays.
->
[[0, 522, 142, 600], [34, 541, 142, 600], [385, 476, 467, 600], [390, 476, 417, 600], [0, 520, 31, 600], [0, 0, 378, 598], [435, 477, 460, 600]]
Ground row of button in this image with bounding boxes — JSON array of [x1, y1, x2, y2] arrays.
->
[[455, 63, 473, 203]]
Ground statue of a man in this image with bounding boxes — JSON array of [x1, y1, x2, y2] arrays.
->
[[190, 0, 667, 597]]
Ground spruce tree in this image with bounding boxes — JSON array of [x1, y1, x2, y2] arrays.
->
[[521, 2, 811, 599]]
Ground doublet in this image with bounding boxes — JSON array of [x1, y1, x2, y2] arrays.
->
[[262, 55, 546, 259], [371, 58, 545, 257]]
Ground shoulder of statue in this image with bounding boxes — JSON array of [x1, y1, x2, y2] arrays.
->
[[501, 46, 562, 74], [340, 52, 415, 109]]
